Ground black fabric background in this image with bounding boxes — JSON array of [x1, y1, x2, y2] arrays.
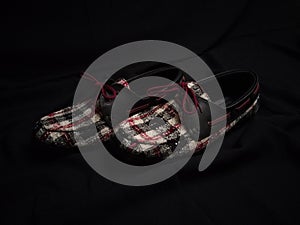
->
[[1, 1, 300, 224]]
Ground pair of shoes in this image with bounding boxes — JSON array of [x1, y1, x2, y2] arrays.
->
[[35, 65, 259, 165]]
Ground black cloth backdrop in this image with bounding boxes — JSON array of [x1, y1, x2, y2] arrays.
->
[[1, 1, 300, 224]]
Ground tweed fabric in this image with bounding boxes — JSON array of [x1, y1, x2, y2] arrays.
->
[[35, 77, 259, 160]]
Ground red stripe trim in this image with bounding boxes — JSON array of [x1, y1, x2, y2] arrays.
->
[[208, 113, 230, 126], [236, 98, 250, 110], [253, 83, 260, 95]]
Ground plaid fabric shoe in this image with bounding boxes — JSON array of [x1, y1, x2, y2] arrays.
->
[[35, 66, 259, 165]]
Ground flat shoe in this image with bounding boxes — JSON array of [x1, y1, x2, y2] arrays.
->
[[35, 66, 259, 165]]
